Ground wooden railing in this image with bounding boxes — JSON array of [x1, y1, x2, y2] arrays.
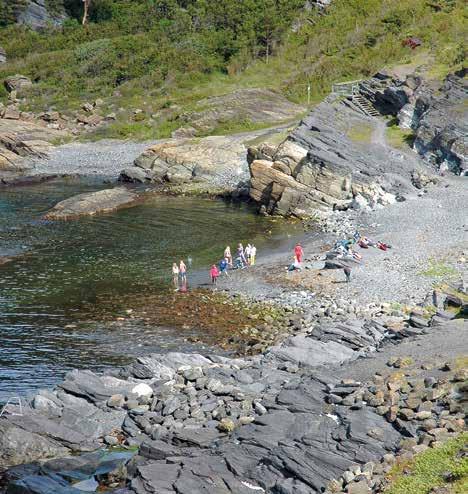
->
[[331, 79, 362, 96]]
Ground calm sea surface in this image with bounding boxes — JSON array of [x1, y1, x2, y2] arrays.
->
[[0, 178, 300, 402]]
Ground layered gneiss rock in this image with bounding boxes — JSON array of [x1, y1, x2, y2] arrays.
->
[[359, 71, 467, 175], [172, 88, 305, 137], [1, 284, 465, 492], [248, 100, 419, 217], [248, 71, 466, 218], [3, 75, 32, 94], [13, 0, 67, 30], [412, 74, 467, 175], [121, 135, 251, 193], [0, 118, 68, 174]]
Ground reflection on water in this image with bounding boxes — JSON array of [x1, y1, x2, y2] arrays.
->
[[0, 179, 301, 401]]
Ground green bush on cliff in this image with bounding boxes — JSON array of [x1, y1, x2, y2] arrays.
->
[[0, 0, 466, 139]]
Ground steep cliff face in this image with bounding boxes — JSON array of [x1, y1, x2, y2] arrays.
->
[[360, 71, 467, 175], [248, 96, 426, 218], [248, 71, 466, 218]]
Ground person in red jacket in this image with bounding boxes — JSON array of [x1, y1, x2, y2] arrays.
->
[[210, 264, 220, 285], [294, 243, 304, 263]]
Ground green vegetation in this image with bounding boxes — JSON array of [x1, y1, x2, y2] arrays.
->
[[0, 0, 466, 140], [347, 124, 374, 143], [385, 434, 468, 494], [386, 122, 415, 149], [419, 259, 458, 278]]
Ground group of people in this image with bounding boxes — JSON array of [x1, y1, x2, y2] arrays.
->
[[330, 231, 392, 282], [171, 243, 258, 289], [172, 260, 188, 290], [210, 243, 258, 285]]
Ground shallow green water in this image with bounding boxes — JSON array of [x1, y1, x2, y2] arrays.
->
[[0, 179, 300, 401]]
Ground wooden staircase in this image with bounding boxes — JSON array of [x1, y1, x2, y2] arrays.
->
[[352, 94, 380, 117]]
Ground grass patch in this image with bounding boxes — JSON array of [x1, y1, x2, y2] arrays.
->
[[347, 124, 374, 143], [454, 356, 468, 371], [386, 123, 415, 149], [385, 433, 468, 494], [419, 260, 458, 278]]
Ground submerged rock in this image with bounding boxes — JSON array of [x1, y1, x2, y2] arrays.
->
[[43, 187, 140, 220]]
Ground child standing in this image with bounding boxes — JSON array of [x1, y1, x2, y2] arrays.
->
[[210, 264, 220, 284], [250, 244, 257, 265], [179, 260, 187, 283], [172, 263, 179, 288]]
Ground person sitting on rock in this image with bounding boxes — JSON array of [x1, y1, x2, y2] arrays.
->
[[288, 255, 302, 272]]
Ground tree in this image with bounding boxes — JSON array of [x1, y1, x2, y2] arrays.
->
[[82, 0, 91, 25]]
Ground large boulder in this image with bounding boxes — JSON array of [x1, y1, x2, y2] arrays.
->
[[16, 0, 67, 30], [4, 75, 32, 94], [126, 135, 250, 191], [0, 421, 69, 470], [0, 46, 6, 64], [411, 74, 467, 175], [43, 188, 140, 220]]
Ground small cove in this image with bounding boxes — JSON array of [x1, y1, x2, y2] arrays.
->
[[0, 178, 302, 402]]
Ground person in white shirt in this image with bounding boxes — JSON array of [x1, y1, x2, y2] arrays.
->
[[250, 244, 257, 265]]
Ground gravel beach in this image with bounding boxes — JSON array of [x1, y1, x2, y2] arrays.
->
[[218, 175, 467, 311], [27, 139, 156, 178]]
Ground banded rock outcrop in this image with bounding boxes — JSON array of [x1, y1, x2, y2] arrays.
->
[[0, 118, 68, 175], [11, 0, 67, 30], [248, 100, 423, 218], [172, 88, 305, 138], [359, 71, 467, 175], [122, 134, 254, 193]]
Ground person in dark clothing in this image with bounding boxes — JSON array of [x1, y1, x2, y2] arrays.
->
[[344, 266, 351, 282]]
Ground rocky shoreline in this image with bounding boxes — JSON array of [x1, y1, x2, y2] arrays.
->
[[1, 137, 466, 494], [0, 241, 466, 493], [0, 67, 466, 493]]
